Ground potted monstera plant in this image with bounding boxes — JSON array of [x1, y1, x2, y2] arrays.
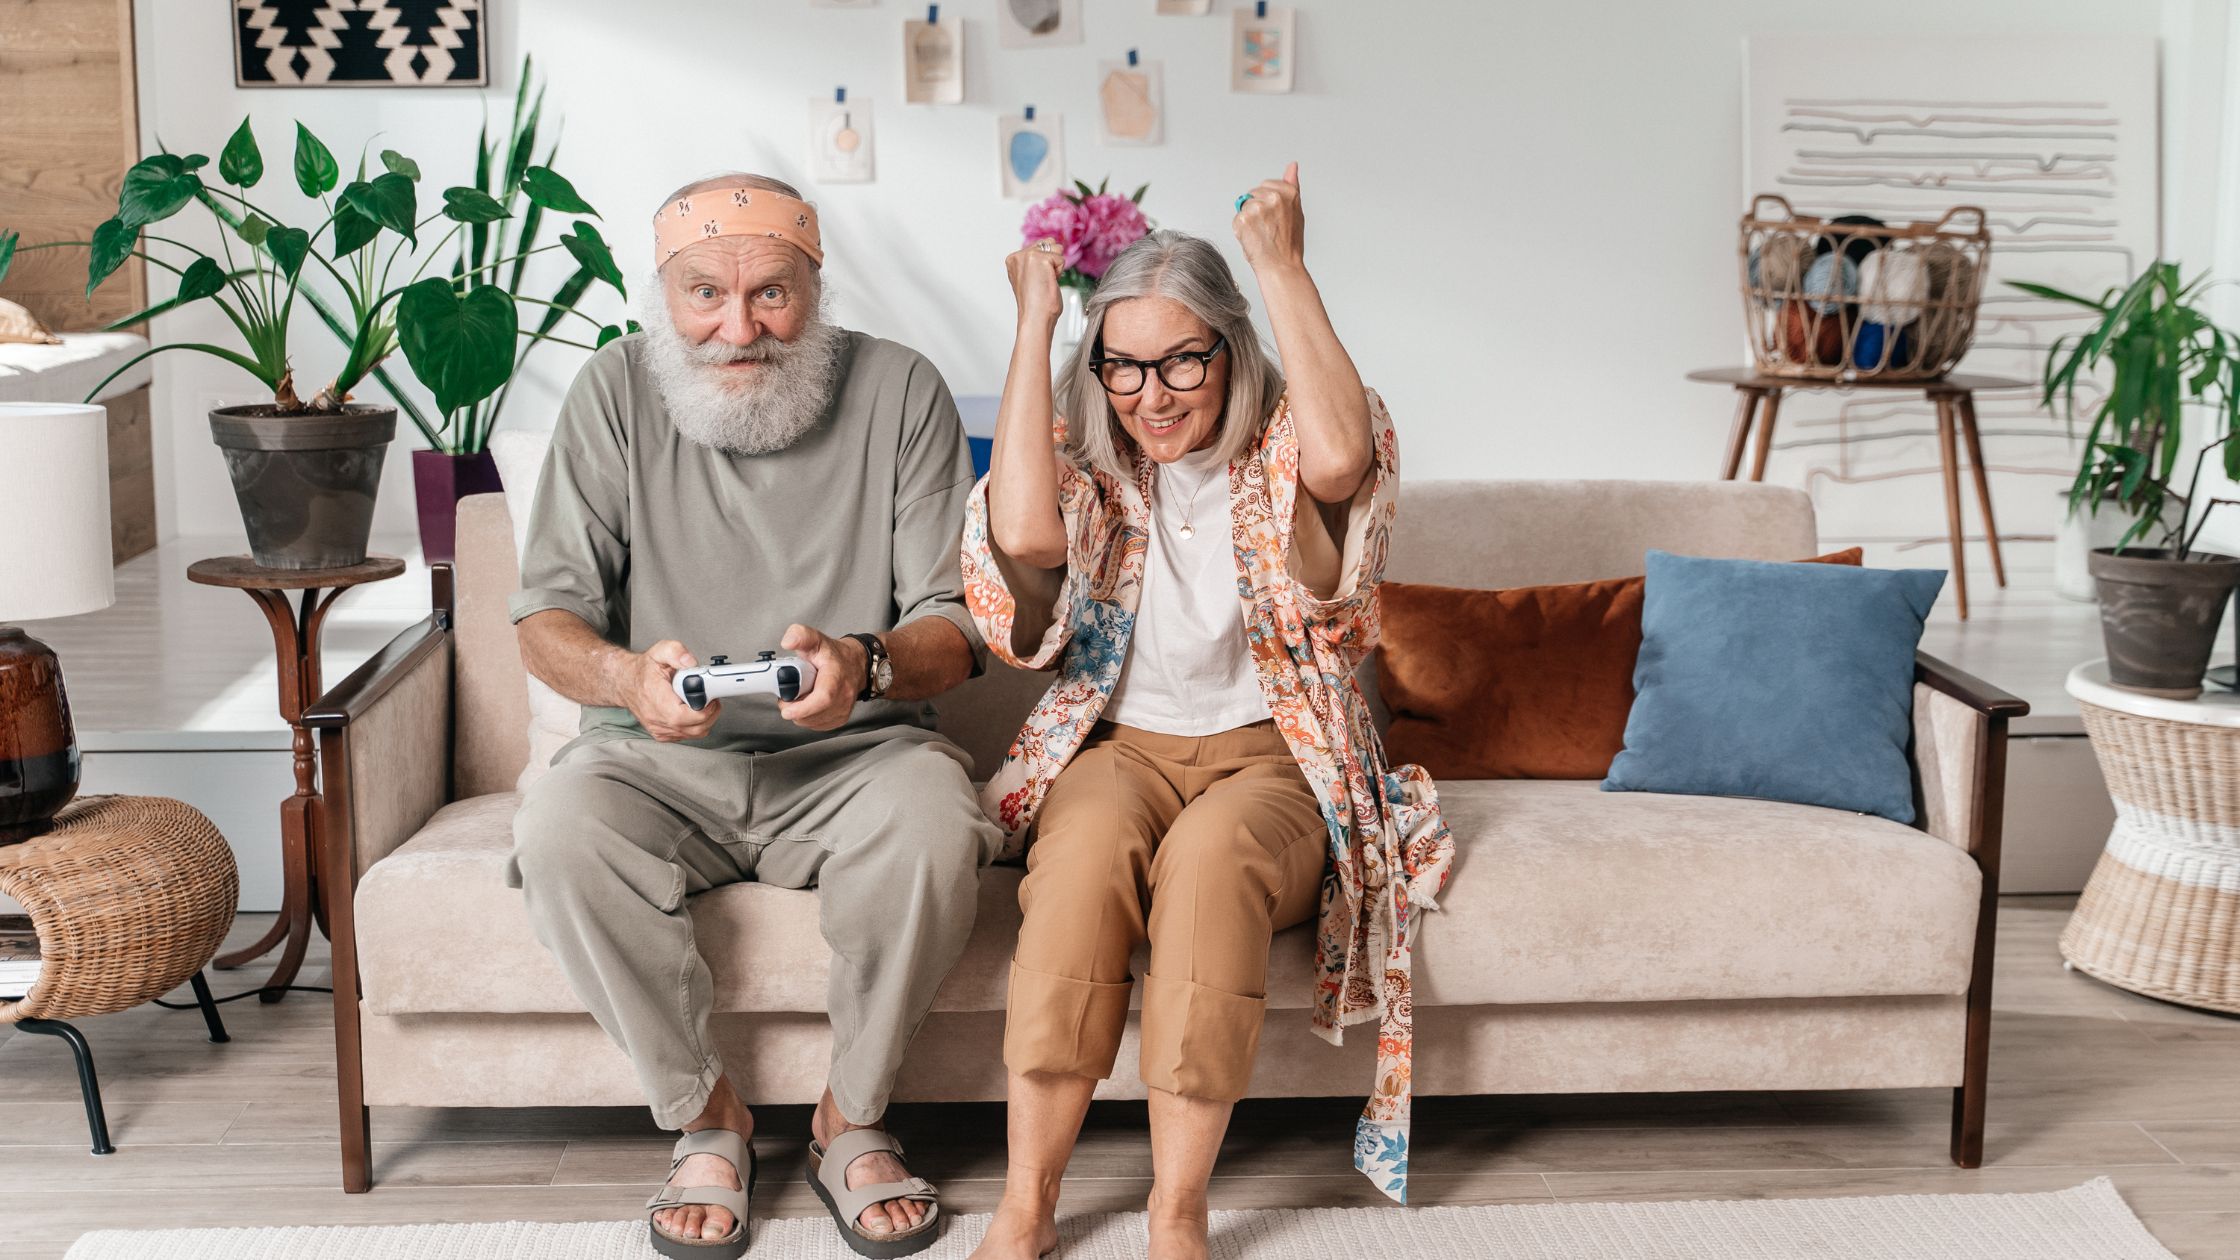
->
[[0, 108, 620, 569], [2016, 262, 2240, 698]]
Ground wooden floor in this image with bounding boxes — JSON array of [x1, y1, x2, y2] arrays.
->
[[0, 897, 2234, 1258]]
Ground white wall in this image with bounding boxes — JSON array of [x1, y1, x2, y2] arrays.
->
[[137, 0, 2174, 545]]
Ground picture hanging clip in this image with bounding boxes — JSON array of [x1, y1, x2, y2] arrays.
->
[[927, 4, 938, 22], [1127, 48, 1139, 67], [1255, 1, 1267, 16], [836, 86, 847, 103], [1025, 104, 1036, 121]]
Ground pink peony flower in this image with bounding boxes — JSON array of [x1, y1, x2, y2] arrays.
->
[[1020, 185, 1152, 283]]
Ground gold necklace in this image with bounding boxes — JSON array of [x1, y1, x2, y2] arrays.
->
[[1163, 457, 1222, 540]]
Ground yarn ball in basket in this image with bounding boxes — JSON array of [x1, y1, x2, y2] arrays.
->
[[1818, 214, 1888, 266], [1853, 321, 1915, 371], [1911, 242, 1981, 366], [1781, 300, 1848, 366], [1748, 235, 1815, 297], [1802, 252, 1859, 315], [1858, 250, 1929, 327]]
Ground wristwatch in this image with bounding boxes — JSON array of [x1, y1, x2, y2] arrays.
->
[[845, 632, 892, 701]]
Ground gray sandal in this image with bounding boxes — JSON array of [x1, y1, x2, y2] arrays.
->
[[807, 1127, 943, 1258], [646, 1128, 756, 1260]]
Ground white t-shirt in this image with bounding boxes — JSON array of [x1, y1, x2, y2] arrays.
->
[[1102, 445, 1272, 735]]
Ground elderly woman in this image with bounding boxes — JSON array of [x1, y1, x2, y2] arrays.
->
[[961, 166, 1454, 1260]]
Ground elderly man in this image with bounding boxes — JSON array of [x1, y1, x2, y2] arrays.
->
[[506, 172, 998, 1260]]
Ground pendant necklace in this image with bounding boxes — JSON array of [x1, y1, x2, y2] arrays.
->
[[1164, 456, 1221, 541]]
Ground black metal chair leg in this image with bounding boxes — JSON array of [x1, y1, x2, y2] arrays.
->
[[189, 972, 230, 1044], [18, 1018, 114, 1155]]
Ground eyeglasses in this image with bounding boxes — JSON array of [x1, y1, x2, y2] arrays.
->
[[1090, 334, 1227, 395]]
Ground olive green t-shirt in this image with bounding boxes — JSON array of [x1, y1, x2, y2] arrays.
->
[[507, 330, 986, 753]]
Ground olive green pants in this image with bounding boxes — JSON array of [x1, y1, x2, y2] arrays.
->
[[507, 727, 1003, 1128]]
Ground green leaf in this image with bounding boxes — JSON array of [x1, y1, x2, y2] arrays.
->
[[294, 123, 339, 197], [0, 230, 15, 287], [219, 117, 263, 188], [521, 166, 595, 215], [176, 256, 227, 302], [118, 154, 205, 227], [87, 217, 138, 293], [236, 215, 270, 246], [441, 186, 510, 224], [559, 220, 624, 294], [397, 278, 519, 415], [265, 226, 310, 279], [379, 149, 421, 181], [626, 319, 641, 334], [595, 323, 625, 347], [1130, 182, 1149, 205], [341, 172, 418, 243], [332, 204, 380, 256]]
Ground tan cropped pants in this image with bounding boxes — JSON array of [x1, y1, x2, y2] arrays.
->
[[1005, 720, 1329, 1102]]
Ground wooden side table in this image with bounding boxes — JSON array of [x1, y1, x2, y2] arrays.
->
[[1, 795, 239, 1153], [2061, 661, 2240, 1014], [188, 554, 403, 1002], [1687, 368, 2030, 620]]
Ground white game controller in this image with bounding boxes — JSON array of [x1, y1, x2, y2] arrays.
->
[[672, 651, 818, 711]]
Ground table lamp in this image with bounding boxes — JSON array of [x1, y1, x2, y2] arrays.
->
[[0, 402, 115, 843]]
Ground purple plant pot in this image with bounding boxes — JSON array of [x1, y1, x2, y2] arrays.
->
[[411, 449, 505, 564]]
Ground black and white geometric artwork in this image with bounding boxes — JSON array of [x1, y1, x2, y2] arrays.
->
[[235, 1, 487, 88]]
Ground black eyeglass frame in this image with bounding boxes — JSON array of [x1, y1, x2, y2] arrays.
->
[[1088, 334, 1229, 395]]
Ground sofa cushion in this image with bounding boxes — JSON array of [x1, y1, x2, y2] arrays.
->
[[354, 779, 1980, 1017], [1377, 549, 1861, 780]]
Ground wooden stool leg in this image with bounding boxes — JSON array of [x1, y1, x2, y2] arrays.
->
[[1721, 388, 1761, 480], [1935, 395, 1971, 620], [1750, 389, 1784, 482], [1956, 393, 2007, 587], [19, 1019, 113, 1155]]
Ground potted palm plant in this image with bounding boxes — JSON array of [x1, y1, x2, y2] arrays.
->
[[0, 109, 620, 570], [2016, 263, 2240, 698]]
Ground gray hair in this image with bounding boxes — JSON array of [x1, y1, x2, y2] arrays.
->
[[1058, 230, 1285, 483]]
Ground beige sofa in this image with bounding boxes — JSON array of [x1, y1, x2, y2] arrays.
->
[[306, 479, 2025, 1193]]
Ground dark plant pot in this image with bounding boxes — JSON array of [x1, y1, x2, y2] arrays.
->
[[210, 405, 396, 570], [0, 627, 78, 845], [411, 449, 505, 564], [2088, 547, 2240, 699]]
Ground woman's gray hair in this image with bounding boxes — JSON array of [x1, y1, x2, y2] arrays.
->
[[1058, 230, 1285, 483]]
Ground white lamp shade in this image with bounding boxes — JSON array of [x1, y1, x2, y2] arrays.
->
[[0, 402, 115, 621]]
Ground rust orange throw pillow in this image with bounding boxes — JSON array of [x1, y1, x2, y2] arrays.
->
[[1377, 548, 1863, 780]]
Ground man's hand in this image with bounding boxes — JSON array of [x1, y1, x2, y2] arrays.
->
[[623, 639, 723, 742], [777, 624, 870, 732]]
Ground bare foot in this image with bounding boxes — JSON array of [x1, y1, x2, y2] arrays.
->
[[968, 1191, 1061, 1260], [1145, 1185, 1209, 1260], [654, 1081, 753, 1244], [813, 1088, 932, 1238]]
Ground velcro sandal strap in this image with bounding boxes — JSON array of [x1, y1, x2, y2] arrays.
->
[[669, 1127, 750, 1176], [819, 1126, 905, 1171], [645, 1183, 749, 1214]]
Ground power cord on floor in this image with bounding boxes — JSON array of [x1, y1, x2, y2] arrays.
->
[[152, 984, 333, 1008]]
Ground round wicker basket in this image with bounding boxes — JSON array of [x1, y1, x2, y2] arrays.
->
[[0, 795, 239, 1025], [1738, 194, 1992, 383]]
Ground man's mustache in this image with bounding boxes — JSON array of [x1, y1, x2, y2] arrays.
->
[[687, 334, 789, 365]]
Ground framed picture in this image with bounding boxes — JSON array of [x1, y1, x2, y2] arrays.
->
[[997, 0, 1081, 50], [811, 93, 876, 184], [904, 15, 964, 105], [1155, 0, 1213, 13], [1098, 58, 1163, 146], [234, 0, 488, 88]]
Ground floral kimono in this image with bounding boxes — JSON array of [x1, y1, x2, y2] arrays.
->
[[959, 389, 1455, 1201]]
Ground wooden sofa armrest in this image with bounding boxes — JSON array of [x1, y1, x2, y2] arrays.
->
[[1909, 651, 2028, 859], [304, 613, 455, 886]]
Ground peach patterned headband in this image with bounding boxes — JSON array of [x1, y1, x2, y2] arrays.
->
[[653, 187, 824, 268]]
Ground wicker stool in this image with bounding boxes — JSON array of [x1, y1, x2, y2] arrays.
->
[[0, 795, 241, 1152], [2061, 662, 2240, 1014]]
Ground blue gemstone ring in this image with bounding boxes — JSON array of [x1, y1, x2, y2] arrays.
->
[[1234, 193, 1253, 213]]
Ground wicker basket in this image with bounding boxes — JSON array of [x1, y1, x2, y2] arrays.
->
[[1738, 194, 1991, 383]]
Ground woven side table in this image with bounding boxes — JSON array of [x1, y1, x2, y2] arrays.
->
[[0, 795, 241, 1152], [2061, 661, 2240, 1013]]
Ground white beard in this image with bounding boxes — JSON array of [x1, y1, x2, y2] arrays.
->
[[638, 289, 849, 456]]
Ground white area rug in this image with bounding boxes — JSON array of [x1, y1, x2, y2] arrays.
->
[[63, 1178, 2177, 1260]]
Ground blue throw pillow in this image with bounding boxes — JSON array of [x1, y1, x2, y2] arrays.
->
[[1600, 550, 1945, 823]]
